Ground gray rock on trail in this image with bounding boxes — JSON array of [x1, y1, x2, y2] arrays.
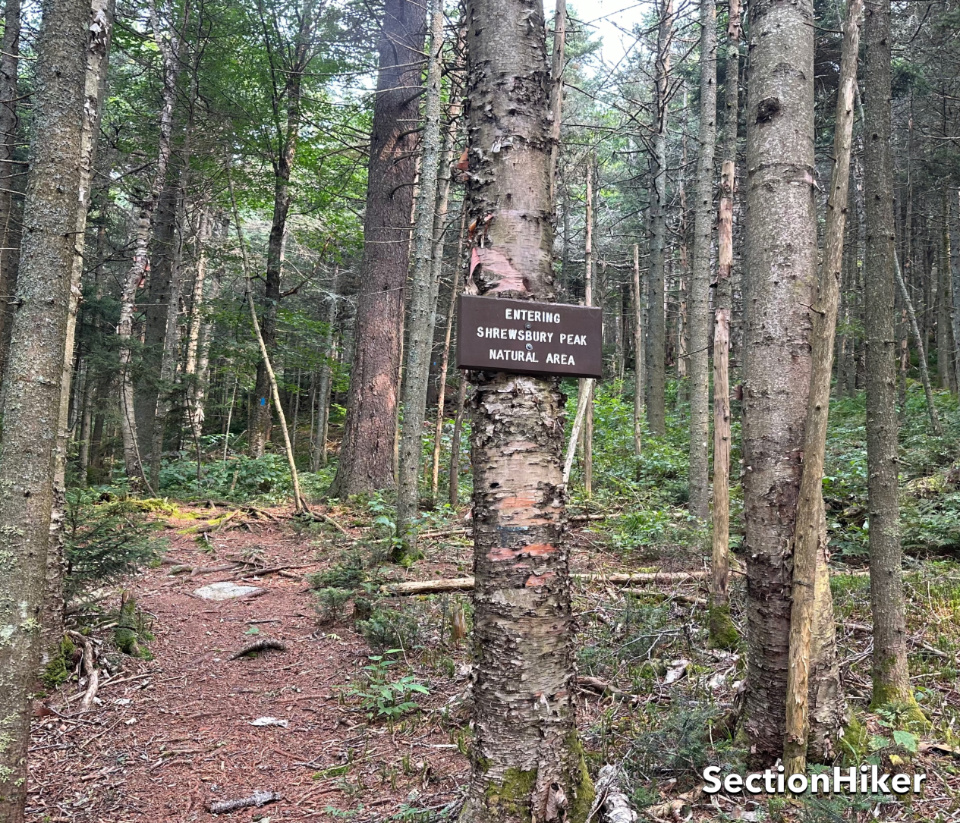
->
[[193, 582, 264, 601]]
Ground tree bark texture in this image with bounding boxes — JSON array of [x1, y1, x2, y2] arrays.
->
[[329, 0, 426, 497], [645, 0, 673, 437], [458, 0, 594, 819], [863, 0, 919, 712], [632, 244, 643, 455], [0, 0, 20, 385], [311, 267, 339, 472], [782, 0, 861, 774], [688, 0, 716, 521], [0, 0, 90, 812], [397, 0, 446, 554], [741, 0, 818, 769]]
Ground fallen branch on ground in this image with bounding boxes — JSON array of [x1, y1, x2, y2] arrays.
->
[[209, 791, 281, 814], [66, 631, 99, 712], [587, 764, 637, 823], [229, 639, 287, 661], [380, 570, 711, 596]]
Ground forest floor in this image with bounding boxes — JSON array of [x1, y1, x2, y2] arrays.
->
[[23, 499, 960, 823]]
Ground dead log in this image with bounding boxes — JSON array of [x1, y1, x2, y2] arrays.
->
[[587, 765, 637, 823], [66, 631, 99, 712], [229, 639, 287, 661], [209, 790, 281, 814], [379, 570, 711, 596]]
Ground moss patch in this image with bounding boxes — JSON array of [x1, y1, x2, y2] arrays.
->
[[708, 600, 739, 650]]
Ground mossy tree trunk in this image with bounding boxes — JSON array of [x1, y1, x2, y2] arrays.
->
[[457, 0, 594, 819], [0, 0, 93, 813]]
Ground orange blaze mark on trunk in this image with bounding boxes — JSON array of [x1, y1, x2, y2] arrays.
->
[[523, 543, 556, 557], [499, 495, 537, 510]]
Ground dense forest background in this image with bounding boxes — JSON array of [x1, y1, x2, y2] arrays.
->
[[1, 0, 960, 819]]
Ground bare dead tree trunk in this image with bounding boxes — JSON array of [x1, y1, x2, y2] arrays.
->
[[783, 0, 861, 775], [688, 0, 716, 521], [330, 0, 426, 497], [645, 0, 673, 438], [396, 0, 447, 556], [448, 374, 467, 507], [951, 188, 960, 393], [0, 0, 92, 812], [709, 0, 740, 650], [548, 0, 566, 205], [580, 158, 595, 497], [458, 0, 595, 817], [741, 0, 818, 768], [939, 186, 955, 392], [431, 206, 468, 505]]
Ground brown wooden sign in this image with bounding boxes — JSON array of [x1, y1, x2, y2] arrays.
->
[[456, 295, 603, 379]]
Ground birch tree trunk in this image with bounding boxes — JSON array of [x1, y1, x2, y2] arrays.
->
[[458, 0, 594, 818], [709, 0, 739, 649], [329, 0, 426, 497], [783, 0, 861, 774], [863, 0, 924, 715], [645, 0, 673, 437], [688, 0, 716, 521], [741, 0, 818, 768], [397, 0, 447, 556], [0, 0, 92, 812]]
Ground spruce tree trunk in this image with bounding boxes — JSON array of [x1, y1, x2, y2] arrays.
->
[[741, 0, 818, 768], [709, 0, 740, 649], [43, 0, 115, 663], [863, 0, 923, 717], [939, 186, 954, 392], [950, 189, 960, 393], [0, 0, 91, 812], [0, 0, 20, 384], [645, 0, 673, 437], [448, 374, 467, 507], [330, 0, 426, 497], [396, 0, 446, 556], [688, 0, 716, 521], [457, 0, 594, 818], [782, 0, 861, 774]]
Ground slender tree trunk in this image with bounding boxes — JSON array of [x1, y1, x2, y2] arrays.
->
[[397, 0, 447, 555], [741, 0, 818, 768], [431, 207, 468, 505], [448, 374, 467, 507], [951, 189, 960, 393], [895, 251, 943, 434], [250, 0, 315, 457], [329, 0, 426, 497], [0, 0, 20, 385], [580, 158, 595, 497], [458, 0, 594, 817], [863, 0, 924, 718], [709, 0, 740, 649], [312, 267, 339, 472], [0, 0, 92, 812], [548, 0, 566, 205], [939, 186, 954, 392], [783, 0, 861, 774], [688, 0, 716, 521], [646, 0, 673, 437], [632, 244, 644, 455]]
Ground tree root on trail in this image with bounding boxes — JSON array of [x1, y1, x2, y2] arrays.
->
[[228, 639, 287, 661], [209, 790, 281, 814]]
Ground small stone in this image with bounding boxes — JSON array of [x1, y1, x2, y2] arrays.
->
[[194, 582, 265, 601]]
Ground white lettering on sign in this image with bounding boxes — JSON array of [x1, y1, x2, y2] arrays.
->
[[488, 349, 540, 363], [558, 333, 587, 346], [476, 327, 555, 343], [505, 308, 562, 323], [546, 353, 576, 366]]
